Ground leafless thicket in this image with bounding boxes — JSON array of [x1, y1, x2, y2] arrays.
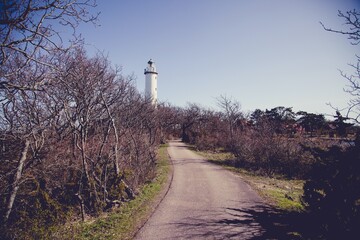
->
[[0, 46, 163, 238], [0, 1, 166, 238]]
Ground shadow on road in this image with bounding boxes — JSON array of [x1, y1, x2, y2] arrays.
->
[[224, 205, 321, 240], [169, 204, 327, 239]]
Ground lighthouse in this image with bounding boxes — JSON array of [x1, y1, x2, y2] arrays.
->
[[144, 59, 158, 106]]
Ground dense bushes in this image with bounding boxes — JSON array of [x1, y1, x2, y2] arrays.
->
[[179, 101, 356, 180], [302, 137, 360, 238], [229, 129, 313, 178]]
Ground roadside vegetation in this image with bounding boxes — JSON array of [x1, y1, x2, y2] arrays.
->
[[0, 2, 177, 238], [180, 100, 359, 239], [51, 144, 170, 240]]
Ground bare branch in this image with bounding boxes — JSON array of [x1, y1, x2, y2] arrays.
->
[[0, 0, 98, 91], [320, 9, 360, 45]]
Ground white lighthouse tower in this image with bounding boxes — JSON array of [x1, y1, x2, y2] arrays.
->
[[144, 59, 158, 106]]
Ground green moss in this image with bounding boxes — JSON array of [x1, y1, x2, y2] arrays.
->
[[2, 179, 72, 240], [265, 189, 304, 211]]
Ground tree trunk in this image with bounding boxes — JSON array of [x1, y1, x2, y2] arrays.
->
[[121, 179, 135, 200], [76, 193, 85, 221], [101, 93, 120, 175], [3, 139, 30, 224], [80, 133, 90, 182]]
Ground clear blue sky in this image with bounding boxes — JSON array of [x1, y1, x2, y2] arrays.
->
[[77, 0, 360, 116]]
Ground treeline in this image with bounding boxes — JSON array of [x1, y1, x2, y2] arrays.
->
[[0, 1, 174, 237], [174, 97, 356, 178]]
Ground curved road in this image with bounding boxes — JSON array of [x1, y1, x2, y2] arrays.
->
[[135, 140, 266, 239]]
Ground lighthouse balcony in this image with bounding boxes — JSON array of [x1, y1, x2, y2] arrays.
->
[[144, 68, 158, 74]]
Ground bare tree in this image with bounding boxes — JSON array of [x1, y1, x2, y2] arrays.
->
[[179, 103, 204, 143], [0, 0, 98, 91], [157, 102, 183, 141], [49, 48, 121, 216], [322, 10, 360, 123], [0, 55, 56, 224], [216, 95, 243, 139]]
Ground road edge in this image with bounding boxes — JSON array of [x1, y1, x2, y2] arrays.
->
[[131, 144, 174, 239]]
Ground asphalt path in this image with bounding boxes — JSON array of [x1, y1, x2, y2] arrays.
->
[[135, 140, 267, 240]]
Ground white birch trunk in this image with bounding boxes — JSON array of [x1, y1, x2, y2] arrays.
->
[[3, 139, 30, 224]]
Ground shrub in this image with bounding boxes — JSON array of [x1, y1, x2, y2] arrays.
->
[[302, 137, 360, 238], [228, 126, 314, 178]]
